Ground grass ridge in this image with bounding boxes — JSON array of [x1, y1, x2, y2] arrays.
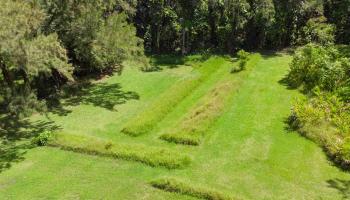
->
[[48, 133, 191, 169], [121, 57, 226, 137], [150, 177, 237, 200], [159, 54, 261, 145]]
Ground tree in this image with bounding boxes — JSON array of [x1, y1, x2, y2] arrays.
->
[[0, 0, 72, 116], [42, 0, 145, 73], [324, 0, 350, 44]]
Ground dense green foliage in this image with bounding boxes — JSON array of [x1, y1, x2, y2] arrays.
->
[[287, 44, 350, 168], [41, 0, 145, 73], [0, 0, 72, 116], [134, 0, 349, 53], [287, 44, 350, 94]]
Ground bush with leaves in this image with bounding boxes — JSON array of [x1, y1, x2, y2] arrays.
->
[[32, 131, 53, 146], [298, 16, 335, 45], [290, 90, 350, 167], [92, 13, 148, 73], [287, 44, 350, 93], [231, 50, 250, 73]]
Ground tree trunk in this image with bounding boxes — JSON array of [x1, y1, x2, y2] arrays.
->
[[182, 28, 186, 55], [0, 61, 14, 88]]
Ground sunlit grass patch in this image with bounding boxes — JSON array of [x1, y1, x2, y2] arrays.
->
[[160, 82, 234, 145], [48, 133, 191, 169], [150, 177, 236, 200], [121, 57, 225, 137]]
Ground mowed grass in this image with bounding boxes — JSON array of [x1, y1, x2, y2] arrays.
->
[[1, 53, 350, 199], [49, 133, 191, 169], [160, 54, 261, 145]]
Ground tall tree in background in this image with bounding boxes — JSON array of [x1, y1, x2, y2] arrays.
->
[[245, 0, 275, 49], [135, 0, 180, 53], [41, 0, 145, 74], [324, 0, 350, 44]]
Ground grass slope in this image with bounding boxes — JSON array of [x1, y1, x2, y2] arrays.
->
[[1, 53, 350, 200], [170, 53, 350, 200]]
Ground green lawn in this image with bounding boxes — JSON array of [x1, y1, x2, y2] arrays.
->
[[1, 53, 350, 199]]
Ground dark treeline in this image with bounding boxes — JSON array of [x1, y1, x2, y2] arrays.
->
[[0, 0, 349, 121], [134, 0, 350, 54]]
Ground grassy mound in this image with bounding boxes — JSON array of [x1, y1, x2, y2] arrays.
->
[[121, 57, 224, 137], [48, 133, 191, 169], [160, 54, 261, 145], [150, 177, 236, 200]]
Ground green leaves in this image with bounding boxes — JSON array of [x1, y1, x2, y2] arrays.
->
[[24, 34, 73, 81], [0, 0, 72, 118], [92, 13, 145, 72], [288, 44, 350, 93]]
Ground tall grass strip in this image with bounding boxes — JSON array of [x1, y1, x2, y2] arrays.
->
[[121, 57, 225, 136], [150, 177, 237, 200], [48, 133, 191, 169], [160, 54, 261, 145]]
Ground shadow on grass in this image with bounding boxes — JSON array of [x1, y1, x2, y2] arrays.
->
[[148, 53, 212, 71], [48, 82, 140, 116], [327, 179, 350, 199], [0, 114, 61, 173]]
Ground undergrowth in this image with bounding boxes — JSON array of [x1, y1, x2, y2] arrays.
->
[[48, 133, 191, 169], [121, 57, 225, 136], [289, 91, 350, 168], [150, 177, 236, 200]]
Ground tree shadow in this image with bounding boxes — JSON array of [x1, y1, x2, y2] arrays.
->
[[327, 179, 350, 199], [0, 114, 61, 173], [278, 75, 299, 91], [149, 53, 212, 71], [48, 82, 140, 116]]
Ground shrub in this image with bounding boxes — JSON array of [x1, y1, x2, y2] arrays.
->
[[287, 44, 350, 93], [289, 91, 350, 168], [32, 131, 53, 146], [150, 177, 235, 200], [231, 50, 250, 73], [298, 16, 335, 45]]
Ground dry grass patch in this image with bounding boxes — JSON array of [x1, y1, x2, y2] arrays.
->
[[160, 82, 235, 145], [48, 133, 191, 169]]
